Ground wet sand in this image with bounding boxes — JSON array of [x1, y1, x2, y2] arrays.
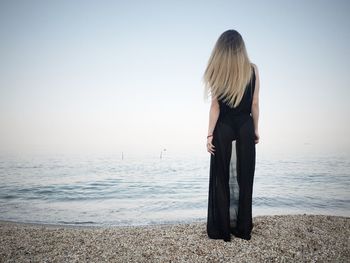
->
[[0, 214, 349, 262]]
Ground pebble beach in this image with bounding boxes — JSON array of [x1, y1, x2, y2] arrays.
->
[[0, 214, 349, 262]]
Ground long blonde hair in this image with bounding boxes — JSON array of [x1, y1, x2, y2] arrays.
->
[[203, 29, 253, 108]]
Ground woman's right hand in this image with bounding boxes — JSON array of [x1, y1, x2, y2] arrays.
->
[[254, 130, 260, 144]]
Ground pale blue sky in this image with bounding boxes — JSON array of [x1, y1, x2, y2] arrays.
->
[[0, 0, 349, 158]]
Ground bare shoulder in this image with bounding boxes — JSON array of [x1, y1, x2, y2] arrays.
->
[[210, 94, 219, 108], [251, 63, 259, 75], [251, 63, 260, 83]]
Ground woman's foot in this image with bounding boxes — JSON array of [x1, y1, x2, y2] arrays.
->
[[230, 227, 239, 235], [223, 236, 231, 242], [234, 232, 251, 240], [230, 227, 251, 240]]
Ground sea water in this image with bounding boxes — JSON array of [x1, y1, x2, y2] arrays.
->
[[0, 152, 349, 226]]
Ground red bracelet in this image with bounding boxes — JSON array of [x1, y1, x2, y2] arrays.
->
[[207, 134, 213, 138]]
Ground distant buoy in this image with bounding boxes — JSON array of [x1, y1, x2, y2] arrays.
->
[[160, 148, 167, 159]]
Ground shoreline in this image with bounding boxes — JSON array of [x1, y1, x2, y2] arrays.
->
[[1, 212, 348, 229], [1, 214, 349, 262], [0, 218, 208, 230]]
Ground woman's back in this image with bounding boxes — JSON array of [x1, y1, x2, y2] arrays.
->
[[218, 64, 256, 118]]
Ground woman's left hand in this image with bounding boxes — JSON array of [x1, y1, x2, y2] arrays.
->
[[207, 136, 215, 156]]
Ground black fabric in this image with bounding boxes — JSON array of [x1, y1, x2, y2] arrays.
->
[[207, 64, 256, 241]]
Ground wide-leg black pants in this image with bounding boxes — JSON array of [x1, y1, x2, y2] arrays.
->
[[207, 114, 256, 241]]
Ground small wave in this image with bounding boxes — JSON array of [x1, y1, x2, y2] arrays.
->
[[1, 195, 17, 199], [57, 220, 96, 225]]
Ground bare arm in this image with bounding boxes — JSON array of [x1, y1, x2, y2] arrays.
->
[[207, 95, 220, 155], [251, 63, 260, 134], [207, 96, 220, 136]]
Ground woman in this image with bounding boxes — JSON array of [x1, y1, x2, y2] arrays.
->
[[203, 29, 260, 242]]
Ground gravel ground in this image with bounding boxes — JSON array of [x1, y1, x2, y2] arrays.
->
[[0, 214, 349, 262]]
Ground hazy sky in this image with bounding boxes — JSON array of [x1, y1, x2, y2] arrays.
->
[[0, 0, 349, 158]]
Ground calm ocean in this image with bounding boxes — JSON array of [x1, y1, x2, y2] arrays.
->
[[0, 152, 349, 226]]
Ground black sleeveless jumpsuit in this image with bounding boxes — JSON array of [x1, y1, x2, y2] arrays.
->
[[207, 65, 256, 241]]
